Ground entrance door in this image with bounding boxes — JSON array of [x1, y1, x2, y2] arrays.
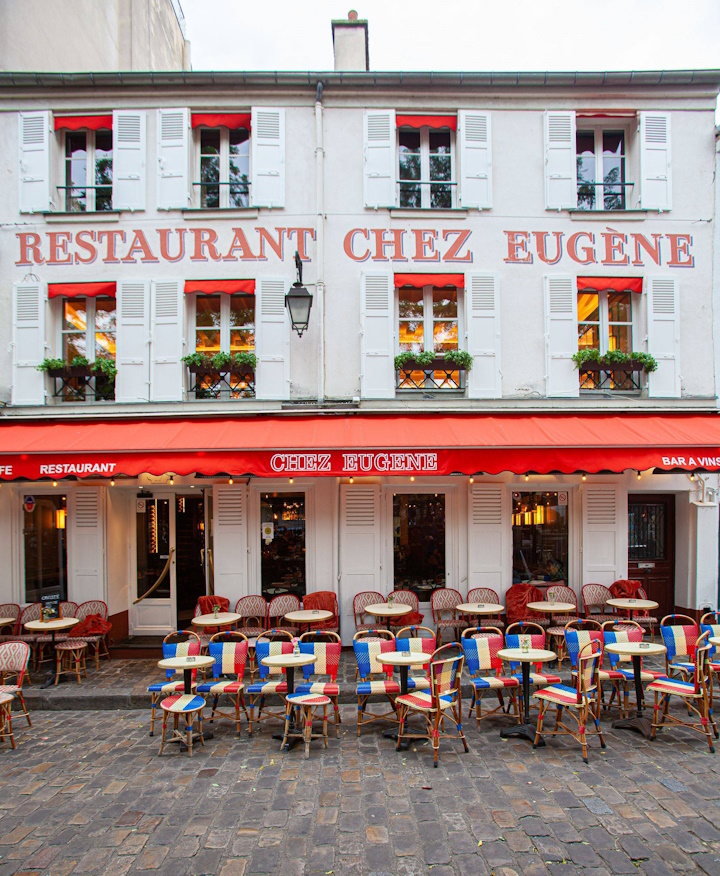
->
[[393, 493, 446, 602], [260, 493, 306, 600], [131, 493, 207, 635], [23, 493, 68, 604], [628, 494, 675, 619]]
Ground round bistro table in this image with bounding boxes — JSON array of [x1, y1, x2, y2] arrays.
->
[[364, 603, 412, 631], [284, 609, 334, 634], [606, 597, 659, 622], [456, 603, 506, 621], [497, 646, 556, 745], [25, 617, 79, 689], [527, 600, 576, 620], [605, 640, 666, 737], [191, 612, 241, 629]]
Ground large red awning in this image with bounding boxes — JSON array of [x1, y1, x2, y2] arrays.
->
[[0, 413, 718, 481]]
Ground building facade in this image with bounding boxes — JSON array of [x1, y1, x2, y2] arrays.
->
[[0, 17, 718, 643]]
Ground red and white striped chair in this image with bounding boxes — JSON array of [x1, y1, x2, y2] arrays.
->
[[0, 641, 31, 726], [196, 632, 250, 735]]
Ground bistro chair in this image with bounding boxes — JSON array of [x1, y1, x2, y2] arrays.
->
[[504, 622, 561, 717], [32, 603, 78, 671], [388, 590, 424, 629], [267, 594, 301, 636], [395, 643, 469, 767], [303, 591, 340, 634], [193, 596, 232, 650], [281, 692, 331, 759], [353, 591, 384, 632], [581, 584, 618, 624], [395, 625, 436, 691], [74, 600, 111, 670], [54, 638, 88, 685], [0, 693, 16, 750], [353, 629, 400, 735], [545, 585, 579, 666], [533, 640, 606, 763], [430, 588, 463, 645], [196, 632, 250, 735], [234, 595, 268, 681], [648, 631, 716, 753], [246, 632, 294, 735], [0, 604, 21, 641], [612, 583, 658, 639], [14, 603, 42, 668], [297, 630, 342, 735], [0, 641, 31, 726], [601, 620, 663, 715], [700, 612, 720, 734], [147, 630, 201, 737], [565, 622, 625, 718], [461, 627, 520, 731], [660, 614, 699, 679], [158, 693, 206, 757], [466, 588, 505, 630]]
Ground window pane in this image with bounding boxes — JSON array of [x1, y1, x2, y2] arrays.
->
[[200, 129, 220, 208], [577, 292, 599, 323], [230, 329, 255, 353], [433, 289, 457, 319], [24, 494, 67, 603], [398, 321, 423, 351], [399, 130, 421, 208], [229, 128, 250, 207], [95, 296, 116, 359], [196, 296, 221, 328], [512, 491, 568, 584], [398, 130, 421, 153], [603, 130, 625, 209], [398, 288, 423, 318], [229, 294, 254, 327], [95, 130, 113, 212], [433, 321, 458, 351], [608, 290, 632, 323], [429, 153, 452, 208], [64, 299, 87, 333], [393, 493, 445, 597], [195, 329, 220, 355], [578, 323, 599, 349], [608, 325, 631, 353], [65, 132, 87, 212], [200, 129, 221, 154], [576, 130, 595, 210], [429, 131, 451, 154], [64, 335, 86, 360]]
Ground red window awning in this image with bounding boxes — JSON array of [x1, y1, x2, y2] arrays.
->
[[54, 115, 113, 132], [184, 280, 256, 295], [395, 273, 464, 289], [48, 282, 117, 300], [0, 413, 719, 481], [396, 114, 457, 131], [577, 277, 643, 293], [191, 113, 251, 130]]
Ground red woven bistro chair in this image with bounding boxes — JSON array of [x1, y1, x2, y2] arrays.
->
[[581, 584, 618, 624], [74, 600, 112, 670], [0, 605, 21, 642], [0, 641, 32, 726], [465, 588, 505, 630], [354, 591, 384, 632], [193, 595, 232, 649], [303, 591, 340, 634], [388, 590, 424, 630], [430, 588, 463, 646], [267, 594, 301, 636], [235, 595, 268, 681]]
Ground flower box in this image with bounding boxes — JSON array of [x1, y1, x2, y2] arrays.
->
[[579, 359, 646, 373], [47, 365, 93, 379]]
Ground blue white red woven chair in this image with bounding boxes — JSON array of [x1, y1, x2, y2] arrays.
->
[[648, 630, 716, 753], [533, 639, 606, 763], [660, 614, 699, 679], [505, 622, 561, 718], [147, 630, 201, 736], [246, 631, 294, 734], [0, 641, 31, 727], [282, 693, 330, 758], [430, 588, 463, 645], [296, 630, 342, 736], [158, 693, 206, 757], [602, 620, 663, 715], [395, 625, 436, 691], [196, 632, 250, 735], [353, 629, 400, 734], [700, 611, 720, 738], [466, 588, 505, 630], [395, 643, 469, 767], [565, 619, 625, 718], [461, 627, 520, 731]]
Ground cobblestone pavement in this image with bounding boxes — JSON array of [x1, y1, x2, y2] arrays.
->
[[0, 699, 719, 876]]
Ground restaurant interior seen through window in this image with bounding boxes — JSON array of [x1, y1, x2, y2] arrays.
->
[[512, 491, 568, 585], [193, 292, 255, 398], [393, 493, 446, 598], [261, 494, 306, 599], [24, 494, 67, 604], [577, 284, 634, 390], [398, 285, 461, 389], [61, 295, 117, 401]]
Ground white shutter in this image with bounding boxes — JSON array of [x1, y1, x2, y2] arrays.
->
[[339, 484, 381, 644], [212, 485, 247, 605], [465, 272, 501, 398], [458, 111, 492, 209], [467, 484, 509, 593], [156, 108, 190, 209], [251, 107, 285, 208], [69, 488, 105, 603], [361, 272, 394, 399], [115, 280, 150, 403], [255, 278, 290, 400], [582, 485, 626, 586], [640, 112, 671, 211], [363, 110, 396, 208], [150, 280, 183, 402], [544, 274, 579, 397], [18, 111, 52, 213], [11, 282, 45, 406], [647, 278, 680, 398], [544, 110, 577, 210], [112, 110, 146, 211]]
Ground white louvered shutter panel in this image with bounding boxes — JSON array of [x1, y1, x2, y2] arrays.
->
[[251, 107, 285, 208], [582, 485, 626, 586], [115, 280, 150, 403], [647, 278, 680, 398], [11, 282, 45, 406], [361, 272, 394, 399], [212, 485, 247, 605], [339, 484, 381, 644], [465, 272, 501, 398], [640, 112, 671, 211], [18, 111, 52, 213], [69, 488, 106, 603], [112, 110, 146, 211], [150, 280, 183, 402], [255, 278, 290, 400], [544, 111, 577, 210], [544, 274, 579, 397], [156, 108, 190, 209], [468, 484, 509, 593], [458, 111, 492, 209], [363, 110, 396, 208]]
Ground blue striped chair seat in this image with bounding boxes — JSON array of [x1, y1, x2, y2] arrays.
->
[[296, 681, 339, 696], [668, 660, 696, 675], [513, 671, 561, 686], [160, 694, 205, 713], [357, 679, 400, 695], [148, 680, 190, 694], [534, 684, 587, 707], [472, 675, 519, 690], [647, 676, 699, 697], [406, 677, 430, 691], [196, 680, 244, 695], [247, 680, 287, 695], [396, 691, 454, 711], [616, 667, 664, 682]]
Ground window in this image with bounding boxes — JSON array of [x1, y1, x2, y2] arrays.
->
[[512, 491, 568, 584], [397, 284, 461, 389], [398, 126, 454, 209], [192, 293, 255, 398], [578, 286, 635, 390], [576, 127, 626, 210], [393, 493, 446, 598], [197, 127, 250, 208], [60, 295, 117, 401], [63, 130, 113, 212]]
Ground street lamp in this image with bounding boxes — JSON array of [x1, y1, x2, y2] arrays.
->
[[285, 251, 313, 337]]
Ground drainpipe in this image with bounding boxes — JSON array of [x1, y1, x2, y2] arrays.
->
[[315, 81, 326, 404]]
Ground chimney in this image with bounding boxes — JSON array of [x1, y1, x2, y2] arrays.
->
[[331, 10, 369, 71]]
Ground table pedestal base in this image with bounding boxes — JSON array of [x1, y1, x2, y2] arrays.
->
[[611, 715, 653, 738], [501, 722, 545, 746]]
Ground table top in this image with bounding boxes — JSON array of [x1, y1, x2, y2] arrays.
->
[[710, 636, 720, 647], [498, 647, 556, 663], [0, 617, 16, 627], [192, 612, 241, 627], [526, 601, 576, 613], [158, 655, 215, 671], [381, 650, 431, 667], [456, 603, 505, 615], [284, 609, 334, 623], [261, 653, 315, 669], [605, 641, 666, 657], [364, 603, 412, 618], [606, 597, 659, 611], [25, 617, 78, 632]]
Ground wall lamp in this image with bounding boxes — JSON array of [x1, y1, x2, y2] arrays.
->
[[285, 250, 313, 337]]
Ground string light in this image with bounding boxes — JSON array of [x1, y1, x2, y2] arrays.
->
[[229, 477, 234, 485], [469, 476, 474, 484], [524, 474, 529, 482], [52, 481, 58, 487], [690, 473, 695, 481], [289, 478, 294, 485], [410, 476, 415, 482], [169, 475, 175, 486], [110, 479, 115, 487], [581, 473, 587, 482], [636, 471, 641, 480]]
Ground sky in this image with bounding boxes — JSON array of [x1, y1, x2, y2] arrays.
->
[[180, 0, 720, 74]]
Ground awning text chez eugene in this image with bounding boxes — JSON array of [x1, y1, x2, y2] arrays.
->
[[16, 226, 695, 268]]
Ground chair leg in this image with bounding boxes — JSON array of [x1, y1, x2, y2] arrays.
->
[[16, 692, 31, 727], [54, 649, 62, 685], [303, 705, 312, 759], [323, 704, 329, 749], [432, 710, 442, 767]]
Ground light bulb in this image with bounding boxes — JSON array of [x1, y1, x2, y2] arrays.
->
[[52, 481, 58, 487], [636, 471, 641, 480], [110, 479, 115, 487], [524, 474, 529, 482], [170, 476, 175, 486], [410, 476, 415, 482], [690, 473, 695, 481], [289, 478, 294, 485], [349, 477, 354, 484], [229, 478, 234, 485], [469, 476, 474, 484], [581, 473, 587, 482]]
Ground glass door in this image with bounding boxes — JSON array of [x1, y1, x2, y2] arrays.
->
[[260, 492, 306, 600], [23, 493, 67, 603], [393, 493, 446, 600]]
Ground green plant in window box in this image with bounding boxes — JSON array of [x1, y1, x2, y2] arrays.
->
[[182, 352, 211, 368], [444, 350, 474, 371], [394, 350, 473, 371], [210, 351, 233, 369], [37, 357, 68, 373], [232, 352, 257, 370], [571, 348, 658, 373], [92, 357, 117, 381]]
